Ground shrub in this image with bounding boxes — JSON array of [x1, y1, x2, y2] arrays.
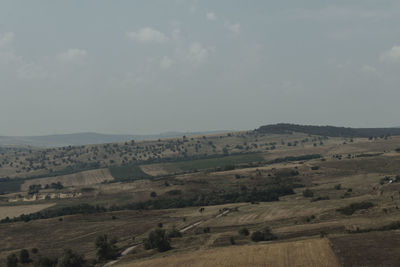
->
[[230, 236, 236, 245], [303, 189, 314, 198], [311, 196, 329, 202], [238, 227, 249, 236], [251, 227, 276, 242], [6, 254, 18, 267], [337, 202, 374, 215], [35, 256, 57, 267], [95, 234, 119, 261], [19, 249, 30, 264], [250, 231, 265, 242], [167, 227, 182, 238], [31, 248, 39, 254], [334, 184, 342, 190], [150, 192, 157, 198], [57, 249, 85, 267], [143, 229, 171, 252]]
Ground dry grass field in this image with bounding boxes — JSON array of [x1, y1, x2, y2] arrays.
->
[[0, 203, 55, 220], [20, 168, 113, 191], [117, 238, 340, 267]]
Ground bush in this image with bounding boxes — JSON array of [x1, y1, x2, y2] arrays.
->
[[143, 229, 171, 252], [334, 184, 342, 190], [19, 249, 30, 264], [303, 189, 314, 198], [167, 227, 182, 238], [150, 192, 157, 198], [95, 235, 119, 261], [31, 248, 39, 254], [337, 202, 374, 215], [251, 227, 276, 242], [34, 256, 57, 267], [7, 254, 18, 267], [230, 236, 236, 245], [57, 249, 85, 267], [311, 196, 329, 202], [238, 227, 249, 236]]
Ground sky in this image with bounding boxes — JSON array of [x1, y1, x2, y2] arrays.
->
[[1, 0, 400, 136]]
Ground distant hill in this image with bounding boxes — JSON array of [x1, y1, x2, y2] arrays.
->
[[256, 123, 400, 138], [0, 131, 230, 148]]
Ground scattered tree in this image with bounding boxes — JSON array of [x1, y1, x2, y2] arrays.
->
[[95, 235, 119, 261], [19, 249, 30, 264], [57, 249, 85, 267], [238, 227, 249, 236], [7, 254, 18, 267], [143, 229, 171, 252]]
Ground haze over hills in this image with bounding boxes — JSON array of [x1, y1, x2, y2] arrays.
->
[[2, 123, 400, 148], [0, 130, 230, 148]]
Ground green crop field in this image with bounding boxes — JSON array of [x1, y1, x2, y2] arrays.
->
[[164, 153, 264, 172]]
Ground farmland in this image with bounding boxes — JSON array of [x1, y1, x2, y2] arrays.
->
[[1, 124, 400, 266], [117, 239, 340, 267]]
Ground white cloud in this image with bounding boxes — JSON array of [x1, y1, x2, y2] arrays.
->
[[160, 56, 173, 69], [206, 12, 217, 21], [380, 46, 400, 63], [126, 27, 168, 43], [0, 32, 15, 49], [186, 42, 212, 64], [57, 49, 87, 63], [225, 22, 241, 34]]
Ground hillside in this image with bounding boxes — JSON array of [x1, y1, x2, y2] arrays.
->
[[257, 123, 400, 138], [0, 130, 229, 148], [0, 125, 400, 266]]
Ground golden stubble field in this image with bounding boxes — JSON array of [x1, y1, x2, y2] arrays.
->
[[0, 203, 55, 220], [117, 238, 340, 267]]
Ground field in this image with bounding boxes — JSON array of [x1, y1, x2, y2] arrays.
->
[[117, 238, 340, 267], [330, 231, 400, 267], [21, 168, 113, 191], [0, 203, 55, 220]]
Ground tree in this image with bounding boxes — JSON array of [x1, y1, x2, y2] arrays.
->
[[143, 229, 171, 252], [57, 249, 85, 267], [95, 235, 119, 261], [238, 227, 249, 236], [251, 227, 276, 242], [7, 254, 18, 267], [303, 189, 314, 198], [167, 227, 182, 238], [19, 249, 30, 263], [150, 191, 157, 198], [35, 256, 57, 267]]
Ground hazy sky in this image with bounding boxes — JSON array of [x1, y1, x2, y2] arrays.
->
[[1, 1, 400, 136]]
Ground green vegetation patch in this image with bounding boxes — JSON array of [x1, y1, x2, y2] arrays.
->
[[0, 178, 25, 194], [163, 153, 264, 172], [109, 164, 151, 182]]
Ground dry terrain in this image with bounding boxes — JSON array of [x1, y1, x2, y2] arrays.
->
[[117, 238, 340, 267], [0, 203, 55, 220]]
